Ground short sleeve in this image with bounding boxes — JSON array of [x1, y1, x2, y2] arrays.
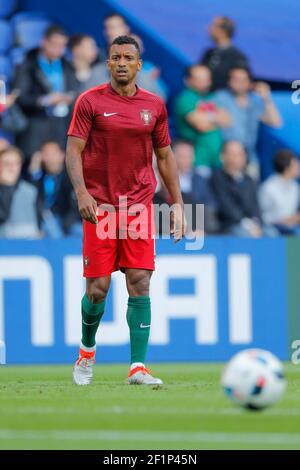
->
[[67, 94, 94, 140], [152, 101, 171, 149]]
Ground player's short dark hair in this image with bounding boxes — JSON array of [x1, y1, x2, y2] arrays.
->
[[109, 35, 140, 55], [274, 149, 297, 174], [44, 25, 67, 40], [0, 145, 23, 161], [218, 16, 235, 38]]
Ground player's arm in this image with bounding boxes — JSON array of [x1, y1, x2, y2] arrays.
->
[[155, 145, 186, 242], [66, 136, 98, 224]]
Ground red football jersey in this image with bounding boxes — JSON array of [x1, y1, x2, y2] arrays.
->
[[68, 83, 171, 208]]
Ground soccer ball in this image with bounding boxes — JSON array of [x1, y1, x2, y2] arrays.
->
[[221, 349, 287, 410]]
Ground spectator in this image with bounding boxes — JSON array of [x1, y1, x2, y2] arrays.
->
[[216, 67, 282, 172], [259, 149, 300, 234], [211, 140, 264, 237], [86, 13, 130, 86], [173, 139, 219, 233], [53, 169, 82, 236], [27, 141, 65, 238], [174, 65, 231, 172], [69, 34, 103, 93], [200, 16, 249, 90], [103, 13, 130, 46], [13, 25, 78, 159], [0, 146, 39, 238], [130, 34, 169, 101]]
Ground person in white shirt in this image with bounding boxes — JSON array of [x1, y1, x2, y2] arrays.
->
[[259, 149, 300, 234]]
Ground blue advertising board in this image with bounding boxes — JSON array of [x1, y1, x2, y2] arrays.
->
[[0, 237, 288, 363]]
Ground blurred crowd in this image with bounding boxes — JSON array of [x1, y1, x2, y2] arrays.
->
[[1, 10, 299, 240]]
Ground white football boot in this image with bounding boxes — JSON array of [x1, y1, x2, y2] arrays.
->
[[73, 347, 96, 386], [127, 366, 163, 386]]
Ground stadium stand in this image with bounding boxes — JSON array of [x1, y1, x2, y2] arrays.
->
[[13, 15, 51, 50], [0, 0, 18, 18], [0, 20, 13, 53]]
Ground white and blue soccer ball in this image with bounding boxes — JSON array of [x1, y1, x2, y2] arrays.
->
[[221, 349, 287, 410]]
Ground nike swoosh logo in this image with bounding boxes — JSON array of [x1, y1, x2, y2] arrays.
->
[[104, 112, 118, 117], [140, 324, 151, 329]]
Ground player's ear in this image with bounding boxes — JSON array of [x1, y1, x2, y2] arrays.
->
[[137, 59, 143, 71]]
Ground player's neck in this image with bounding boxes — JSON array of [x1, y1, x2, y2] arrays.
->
[[110, 79, 137, 97]]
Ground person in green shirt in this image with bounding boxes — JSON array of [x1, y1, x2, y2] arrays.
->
[[174, 64, 231, 171]]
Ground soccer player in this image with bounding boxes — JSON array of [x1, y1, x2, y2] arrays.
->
[[66, 35, 185, 386]]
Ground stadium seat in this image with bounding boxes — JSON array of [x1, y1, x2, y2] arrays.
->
[[0, 20, 13, 53], [11, 11, 50, 25], [14, 17, 51, 50], [0, 55, 13, 84], [10, 46, 26, 66], [0, 0, 17, 19]]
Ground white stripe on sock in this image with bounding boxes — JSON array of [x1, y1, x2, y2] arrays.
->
[[80, 342, 96, 353], [130, 362, 144, 370]]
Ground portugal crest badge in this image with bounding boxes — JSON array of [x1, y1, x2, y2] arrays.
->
[[140, 109, 152, 125]]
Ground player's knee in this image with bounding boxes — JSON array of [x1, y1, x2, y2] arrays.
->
[[127, 271, 151, 297], [86, 278, 109, 304]]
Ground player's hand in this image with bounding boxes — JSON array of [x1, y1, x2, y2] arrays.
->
[[170, 204, 186, 243], [77, 191, 98, 224]]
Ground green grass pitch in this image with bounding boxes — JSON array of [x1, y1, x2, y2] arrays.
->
[[0, 363, 299, 450]]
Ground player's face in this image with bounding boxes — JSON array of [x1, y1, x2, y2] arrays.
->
[[107, 44, 142, 85]]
